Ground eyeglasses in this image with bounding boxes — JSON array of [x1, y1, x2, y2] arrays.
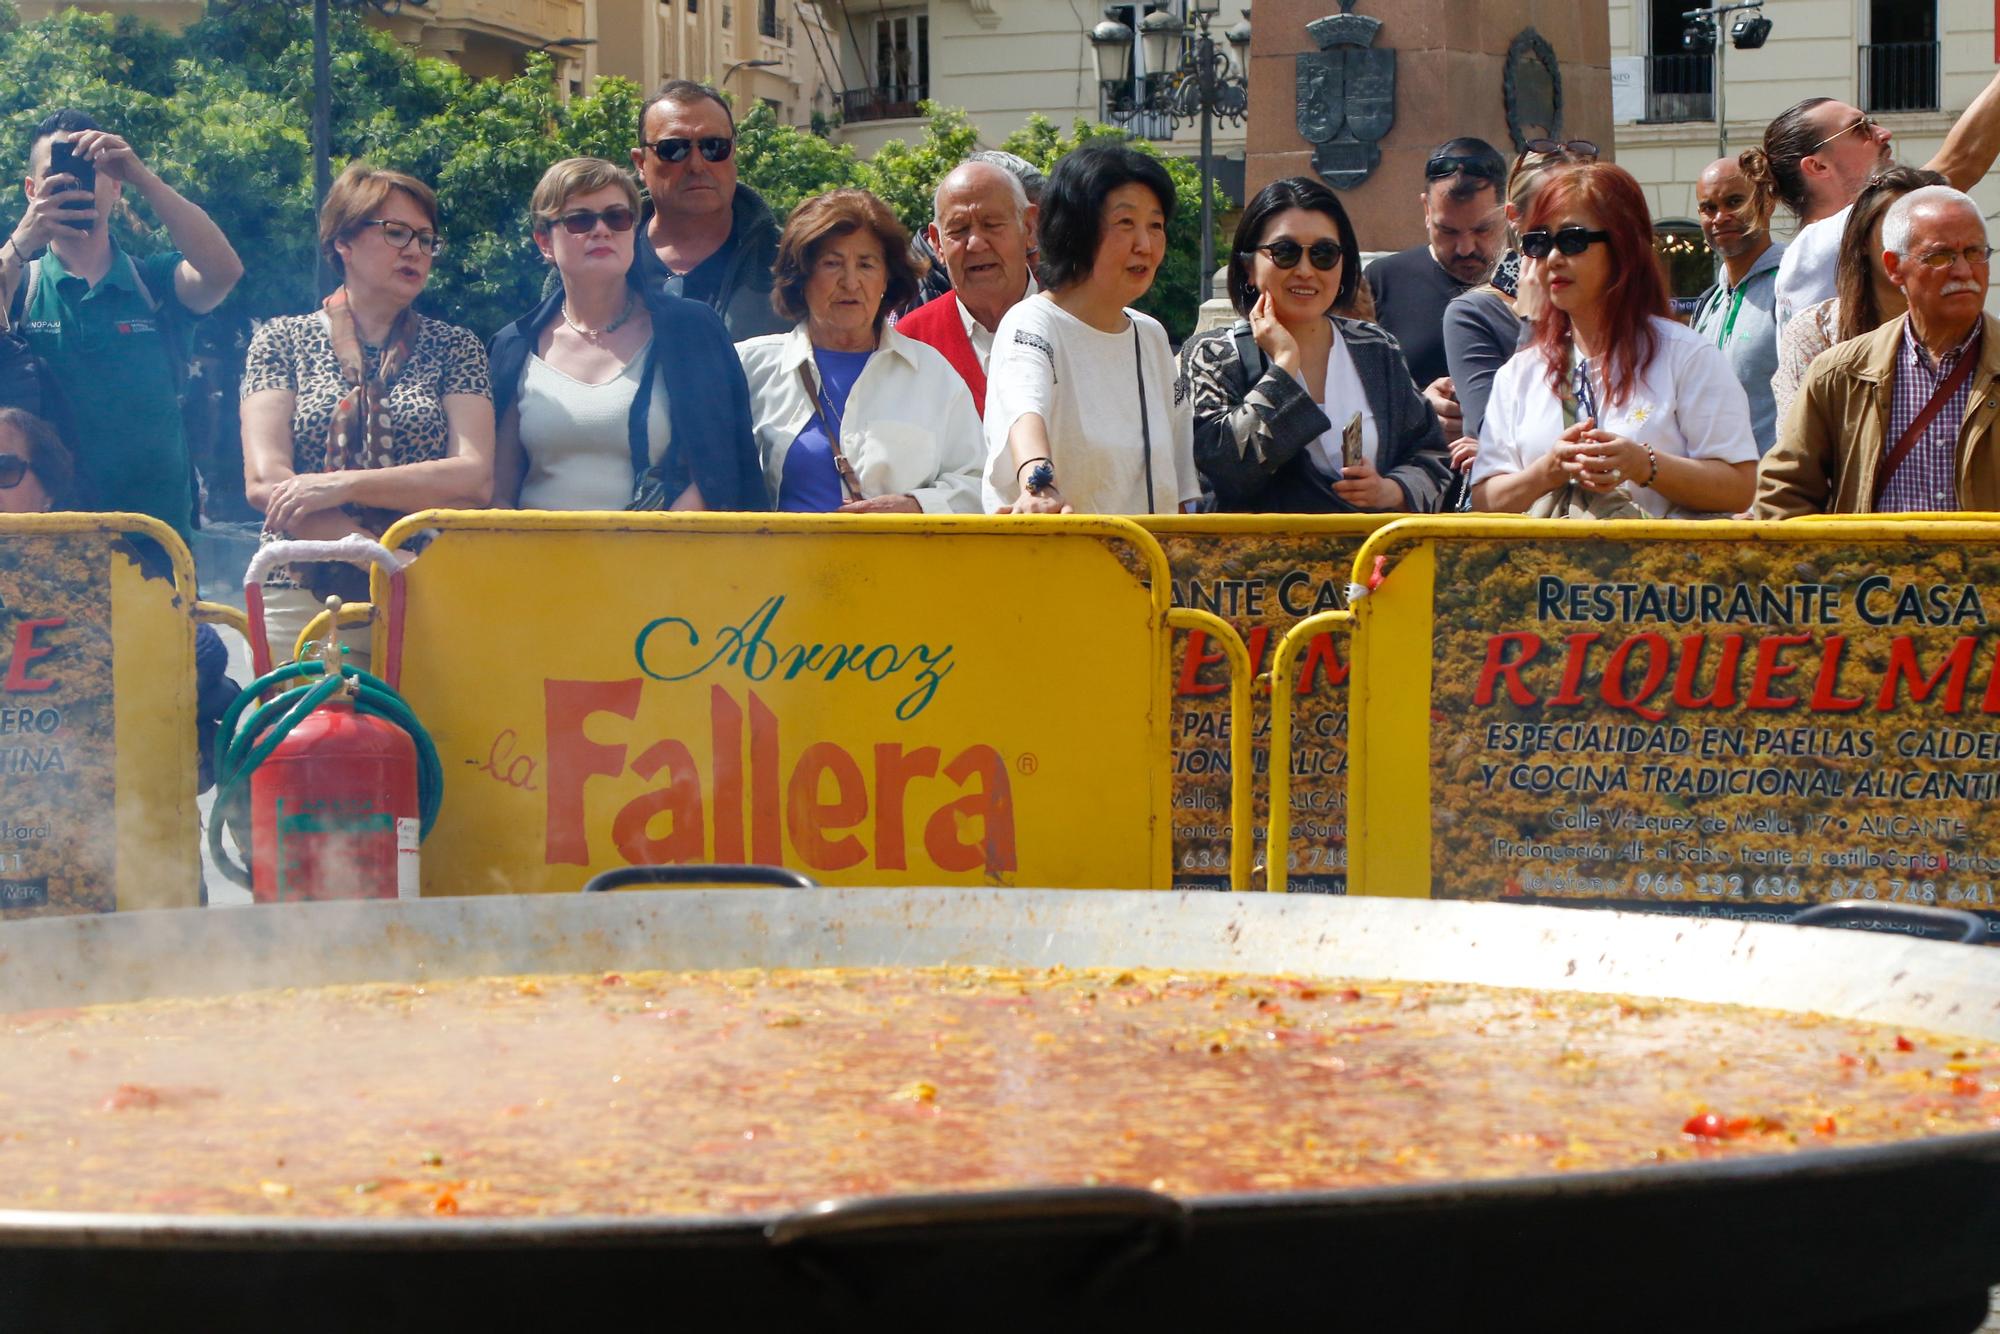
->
[[1425, 154, 1503, 182], [1250, 238, 1342, 271], [1911, 245, 1996, 270], [0, 454, 31, 489], [357, 219, 443, 256], [1809, 114, 1878, 155], [551, 205, 637, 235], [645, 136, 734, 165], [1519, 226, 1611, 259], [1523, 138, 1600, 160]]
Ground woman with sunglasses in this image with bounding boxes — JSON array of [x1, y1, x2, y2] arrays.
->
[[1180, 175, 1449, 513], [241, 161, 493, 670], [1470, 163, 1756, 518], [490, 158, 764, 512], [0, 407, 72, 513]]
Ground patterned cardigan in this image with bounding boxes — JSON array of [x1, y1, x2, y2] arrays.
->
[[1178, 316, 1452, 513]]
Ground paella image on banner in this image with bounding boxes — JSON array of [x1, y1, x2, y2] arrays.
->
[[1428, 538, 2000, 930], [1148, 526, 1366, 893], [0, 532, 115, 919]]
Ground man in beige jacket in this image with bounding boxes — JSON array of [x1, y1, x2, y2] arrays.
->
[[1756, 186, 1998, 517]]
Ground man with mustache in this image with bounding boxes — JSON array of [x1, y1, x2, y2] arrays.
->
[[1690, 157, 1785, 454], [1757, 186, 1998, 517], [1756, 74, 2000, 333]]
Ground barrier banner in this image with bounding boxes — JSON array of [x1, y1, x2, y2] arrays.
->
[[1140, 517, 1386, 893], [1345, 520, 2000, 931], [383, 513, 1192, 895], [0, 517, 197, 918]]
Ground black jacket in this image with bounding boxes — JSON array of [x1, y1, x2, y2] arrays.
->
[[634, 184, 789, 341], [1178, 317, 1452, 514], [489, 285, 769, 511]]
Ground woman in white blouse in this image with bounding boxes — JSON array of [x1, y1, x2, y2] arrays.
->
[[1470, 163, 1757, 518], [735, 189, 982, 514], [982, 141, 1200, 515]]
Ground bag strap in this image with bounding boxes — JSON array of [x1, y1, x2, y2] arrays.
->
[[795, 361, 864, 503], [1872, 336, 1981, 508], [1229, 318, 1266, 384], [1133, 323, 1155, 514]]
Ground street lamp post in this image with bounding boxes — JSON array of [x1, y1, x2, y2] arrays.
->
[[1681, 2, 1771, 159], [723, 57, 782, 105], [1090, 1, 1250, 304]]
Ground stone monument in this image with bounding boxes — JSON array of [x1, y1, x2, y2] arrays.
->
[[1245, 0, 1613, 253]]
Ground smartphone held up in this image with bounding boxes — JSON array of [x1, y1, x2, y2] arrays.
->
[[45, 138, 96, 231]]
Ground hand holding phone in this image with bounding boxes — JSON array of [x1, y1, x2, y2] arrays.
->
[[46, 139, 96, 231]]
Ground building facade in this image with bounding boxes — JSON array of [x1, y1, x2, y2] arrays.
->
[[1610, 0, 1998, 305], [810, 0, 1248, 198]]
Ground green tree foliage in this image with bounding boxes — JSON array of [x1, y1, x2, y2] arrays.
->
[[0, 8, 1217, 340]]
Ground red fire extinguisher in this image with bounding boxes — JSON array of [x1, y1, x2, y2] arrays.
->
[[212, 538, 439, 902]]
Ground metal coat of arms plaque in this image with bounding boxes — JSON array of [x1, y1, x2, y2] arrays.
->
[[1296, 1, 1396, 189]]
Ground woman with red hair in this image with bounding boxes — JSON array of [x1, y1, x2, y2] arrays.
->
[[1469, 163, 1756, 517]]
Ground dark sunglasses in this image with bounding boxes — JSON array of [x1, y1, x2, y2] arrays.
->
[[645, 136, 733, 164], [1523, 138, 1600, 160], [0, 453, 31, 489], [552, 205, 637, 235], [1519, 226, 1611, 259], [1251, 238, 1342, 271], [1425, 153, 1503, 181]]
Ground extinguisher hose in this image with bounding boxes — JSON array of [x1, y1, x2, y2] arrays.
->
[[207, 661, 445, 889]]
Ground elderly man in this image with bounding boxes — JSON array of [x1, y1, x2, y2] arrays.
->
[[626, 79, 788, 340], [1363, 137, 1509, 438], [1690, 157, 1785, 453], [894, 159, 1038, 416], [1766, 73, 2000, 331], [1756, 186, 1998, 517]]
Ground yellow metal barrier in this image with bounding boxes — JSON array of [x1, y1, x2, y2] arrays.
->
[[1266, 608, 1355, 894], [1137, 515, 1392, 893], [0, 514, 197, 917], [377, 511, 1250, 894], [1291, 516, 2000, 929], [1166, 607, 1253, 890]]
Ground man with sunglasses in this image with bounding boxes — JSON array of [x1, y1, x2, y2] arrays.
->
[[1362, 137, 1508, 435], [627, 80, 788, 341], [1763, 73, 2000, 335], [1759, 187, 1998, 517], [1, 108, 242, 543]]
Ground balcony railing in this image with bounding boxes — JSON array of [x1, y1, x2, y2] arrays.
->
[[1861, 41, 1940, 114], [842, 85, 927, 123], [1639, 52, 1713, 123]]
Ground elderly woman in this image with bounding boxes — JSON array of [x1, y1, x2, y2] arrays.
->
[[1470, 163, 1756, 519], [736, 188, 981, 513], [1179, 175, 1449, 513], [983, 141, 1199, 515], [241, 161, 493, 668], [490, 157, 764, 511]]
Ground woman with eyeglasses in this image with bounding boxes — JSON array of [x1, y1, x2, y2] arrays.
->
[[1180, 175, 1449, 513], [1470, 163, 1756, 519], [240, 161, 494, 669], [490, 158, 764, 512]]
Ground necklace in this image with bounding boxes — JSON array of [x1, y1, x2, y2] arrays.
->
[[562, 290, 637, 341]]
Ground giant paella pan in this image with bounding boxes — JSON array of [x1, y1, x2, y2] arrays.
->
[[2, 887, 1998, 1332]]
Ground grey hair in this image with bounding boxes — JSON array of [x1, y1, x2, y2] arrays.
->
[[932, 156, 1033, 222], [1882, 184, 1986, 255]]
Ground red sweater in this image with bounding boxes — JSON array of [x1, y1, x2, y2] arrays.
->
[[896, 292, 987, 417]]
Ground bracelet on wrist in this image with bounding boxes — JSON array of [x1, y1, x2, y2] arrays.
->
[[1025, 461, 1056, 495], [1641, 444, 1658, 489], [1015, 455, 1051, 481]]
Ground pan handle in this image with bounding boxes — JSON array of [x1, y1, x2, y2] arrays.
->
[[1791, 900, 1988, 945], [767, 1186, 1189, 1302], [580, 864, 820, 893]]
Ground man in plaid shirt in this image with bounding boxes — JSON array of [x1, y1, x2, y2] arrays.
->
[[1755, 186, 1998, 517]]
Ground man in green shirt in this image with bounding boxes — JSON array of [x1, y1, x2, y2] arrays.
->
[[3, 109, 242, 543]]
